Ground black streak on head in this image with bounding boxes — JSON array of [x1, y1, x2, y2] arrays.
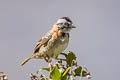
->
[[60, 17, 72, 24]]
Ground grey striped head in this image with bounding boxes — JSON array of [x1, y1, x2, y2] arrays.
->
[[56, 17, 76, 33]]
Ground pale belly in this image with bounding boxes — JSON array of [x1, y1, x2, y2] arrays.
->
[[47, 37, 69, 58], [51, 39, 69, 58]]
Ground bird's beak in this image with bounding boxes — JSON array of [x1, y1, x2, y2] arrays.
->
[[71, 25, 76, 28]]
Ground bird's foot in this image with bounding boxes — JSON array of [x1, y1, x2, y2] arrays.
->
[[48, 62, 53, 72]]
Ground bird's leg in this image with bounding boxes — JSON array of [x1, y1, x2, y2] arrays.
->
[[44, 57, 53, 72], [44, 57, 49, 62], [48, 59, 53, 72], [48, 62, 52, 72]]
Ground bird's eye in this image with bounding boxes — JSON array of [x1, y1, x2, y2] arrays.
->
[[61, 27, 64, 29], [64, 23, 69, 26], [64, 23, 67, 25], [61, 27, 66, 30]]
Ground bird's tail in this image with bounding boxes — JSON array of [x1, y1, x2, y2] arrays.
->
[[21, 56, 33, 66]]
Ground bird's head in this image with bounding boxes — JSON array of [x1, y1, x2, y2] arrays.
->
[[56, 17, 76, 33]]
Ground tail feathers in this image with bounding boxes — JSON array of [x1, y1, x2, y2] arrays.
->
[[21, 56, 32, 66]]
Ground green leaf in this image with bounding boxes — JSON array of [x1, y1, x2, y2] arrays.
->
[[62, 67, 71, 77], [40, 77, 46, 80], [62, 75, 67, 80], [82, 71, 89, 77], [40, 77, 49, 80], [74, 66, 90, 77], [40, 67, 50, 72], [62, 67, 71, 80], [66, 51, 76, 66], [74, 66, 82, 76], [50, 65, 61, 80]]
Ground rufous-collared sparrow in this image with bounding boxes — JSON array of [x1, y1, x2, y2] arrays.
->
[[21, 17, 76, 66]]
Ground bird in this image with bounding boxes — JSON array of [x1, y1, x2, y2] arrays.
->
[[21, 17, 76, 66]]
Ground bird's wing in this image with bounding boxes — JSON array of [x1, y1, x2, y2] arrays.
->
[[34, 31, 53, 53], [34, 24, 59, 54]]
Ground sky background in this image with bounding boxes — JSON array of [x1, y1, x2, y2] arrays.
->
[[0, 0, 120, 80]]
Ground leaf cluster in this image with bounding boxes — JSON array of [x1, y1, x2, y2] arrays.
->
[[30, 51, 91, 80]]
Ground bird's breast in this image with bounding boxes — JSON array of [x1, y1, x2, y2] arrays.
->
[[52, 33, 69, 58], [47, 33, 69, 58]]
